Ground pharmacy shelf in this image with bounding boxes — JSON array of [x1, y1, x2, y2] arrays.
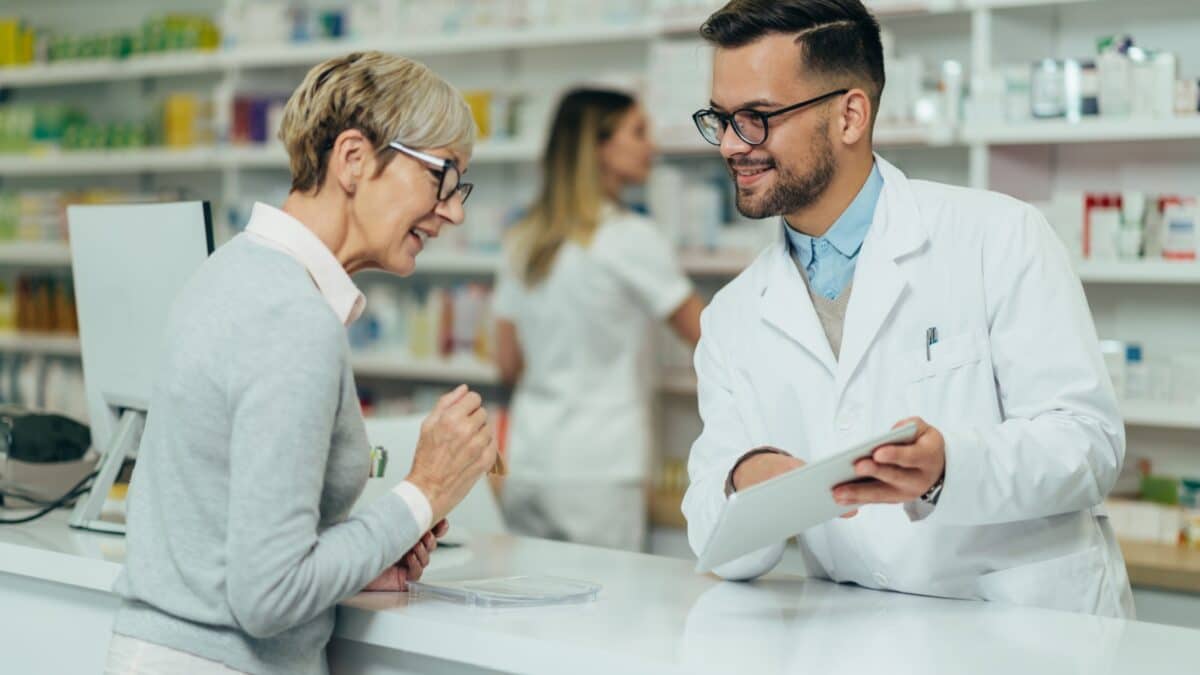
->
[[869, 0, 962, 15], [1077, 261, 1200, 285], [1119, 540, 1200, 594], [228, 137, 540, 170], [657, 375, 1200, 430], [0, 242, 72, 267], [0, 138, 541, 177], [229, 22, 661, 70], [0, 23, 661, 89], [1122, 401, 1200, 431], [351, 352, 500, 384], [961, 117, 1200, 146], [673, 254, 1200, 284], [0, 50, 224, 88], [221, 145, 290, 169], [0, 147, 226, 176], [0, 246, 749, 275], [877, 124, 959, 147], [397, 249, 757, 278], [229, 137, 539, 169], [0, 333, 82, 357], [965, 0, 1097, 9], [350, 354, 703, 394], [471, 138, 542, 163], [658, 0, 963, 35], [409, 251, 501, 275], [659, 370, 700, 396], [390, 252, 1200, 283], [678, 250, 754, 277]]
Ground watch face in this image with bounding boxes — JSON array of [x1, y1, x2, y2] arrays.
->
[[921, 476, 944, 504]]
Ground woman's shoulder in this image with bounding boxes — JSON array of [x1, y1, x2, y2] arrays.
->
[[593, 206, 671, 250], [187, 236, 341, 332]]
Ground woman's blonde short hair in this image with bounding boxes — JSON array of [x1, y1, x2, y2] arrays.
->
[[278, 51, 476, 193]]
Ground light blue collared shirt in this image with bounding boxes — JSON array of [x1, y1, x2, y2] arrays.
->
[[785, 163, 884, 300]]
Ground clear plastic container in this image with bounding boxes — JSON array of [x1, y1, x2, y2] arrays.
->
[[407, 576, 601, 608]]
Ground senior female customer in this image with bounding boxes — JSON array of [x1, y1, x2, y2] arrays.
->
[[104, 52, 497, 675]]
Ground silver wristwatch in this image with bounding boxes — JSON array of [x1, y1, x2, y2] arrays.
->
[[920, 472, 945, 504]]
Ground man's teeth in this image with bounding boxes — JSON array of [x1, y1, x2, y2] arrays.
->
[[737, 167, 770, 176]]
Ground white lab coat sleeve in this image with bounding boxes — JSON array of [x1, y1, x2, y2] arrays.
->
[[924, 203, 1124, 526], [596, 217, 694, 319], [683, 307, 786, 580]]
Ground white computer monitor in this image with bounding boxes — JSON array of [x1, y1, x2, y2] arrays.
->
[[66, 201, 213, 532]]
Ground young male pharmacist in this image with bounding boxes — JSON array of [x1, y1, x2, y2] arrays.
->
[[682, 0, 1134, 617]]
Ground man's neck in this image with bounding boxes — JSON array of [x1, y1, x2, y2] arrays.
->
[[783, 155, 874, 238]]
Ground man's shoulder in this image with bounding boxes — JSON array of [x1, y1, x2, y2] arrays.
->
[[908, 179, 1040, 237], [705, 243, 781, 322]]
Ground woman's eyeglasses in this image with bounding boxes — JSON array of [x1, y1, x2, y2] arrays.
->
[[389, 141, 474, 204]]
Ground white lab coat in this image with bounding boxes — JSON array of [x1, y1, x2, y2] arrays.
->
[[683, 156, 1134, 618], [494, 204, 692, 483]]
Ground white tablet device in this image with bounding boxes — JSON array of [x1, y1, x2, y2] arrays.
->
[[695, 423, 919, 574]]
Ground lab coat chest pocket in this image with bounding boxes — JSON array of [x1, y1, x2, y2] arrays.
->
[[977, 546, 1106, 614], [904, 332, 989, 418]]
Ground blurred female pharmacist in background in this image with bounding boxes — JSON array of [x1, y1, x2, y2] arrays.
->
[[492, 88, 704, 552], [106, 52, 497, 675]]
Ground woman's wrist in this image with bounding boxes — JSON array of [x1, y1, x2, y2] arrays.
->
[[405, 473, 449, 524]]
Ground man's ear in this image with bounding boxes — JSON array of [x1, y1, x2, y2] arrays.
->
[[839, 88, 873, 146]]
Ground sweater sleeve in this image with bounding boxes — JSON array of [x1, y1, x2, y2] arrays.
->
[[223, 304, 422, 639]]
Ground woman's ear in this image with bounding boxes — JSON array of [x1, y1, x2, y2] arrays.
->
[[329, 128, 371, 196]]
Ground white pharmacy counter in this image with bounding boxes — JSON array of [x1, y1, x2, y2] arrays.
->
[[2, 509, 1199, 675]]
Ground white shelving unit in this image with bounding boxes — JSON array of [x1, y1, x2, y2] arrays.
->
[[1122, 401, 1200, 432], [965, 0, 1096, 9], [2, 241, 1195, 284], [0, 147, 228, 177], [0, 138, 544, 177], [397, 251, 501, 275], [657, 371, 1200, 433], [0, 23, 662, 89], [677, 250, 754, 277], [2, 99, 1193, 185], [0, 333, 82, 357], [0, 242, 72, 267], [351, 352, 499, 384], [0, 50, 224, 88], [962, 117, 1200, 146], [1076, 261, 1200, 285], [659, 370, 700, 397]]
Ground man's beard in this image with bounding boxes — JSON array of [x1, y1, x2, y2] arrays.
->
[[732, 131, 837, 219]]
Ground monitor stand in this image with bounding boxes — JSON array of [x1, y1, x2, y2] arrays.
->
[[68, 409, 145, 535]]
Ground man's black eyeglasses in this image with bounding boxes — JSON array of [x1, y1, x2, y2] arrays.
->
[[692, 89, 849, 146]]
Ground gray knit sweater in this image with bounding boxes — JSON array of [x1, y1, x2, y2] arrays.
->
[[112, 235, 421, 675]]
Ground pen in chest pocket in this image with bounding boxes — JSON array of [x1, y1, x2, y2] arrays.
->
[[925, 327, 939, 362]]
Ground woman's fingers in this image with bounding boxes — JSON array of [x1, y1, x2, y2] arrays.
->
[[394, 565, 411, 590]]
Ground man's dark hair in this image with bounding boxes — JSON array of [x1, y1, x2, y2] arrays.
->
[[700, 0, 886, 115]]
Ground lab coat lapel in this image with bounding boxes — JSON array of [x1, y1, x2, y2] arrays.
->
[[758, 236, 838, 377], [836, 157, 929, 391]]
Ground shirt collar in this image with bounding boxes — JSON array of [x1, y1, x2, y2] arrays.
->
[[243, 202, 366, 326], [784, 162, 884, 265]]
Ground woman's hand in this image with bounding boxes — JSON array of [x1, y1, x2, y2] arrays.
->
[[363, 520, 450, 592], [407, 386, 498, 523]]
